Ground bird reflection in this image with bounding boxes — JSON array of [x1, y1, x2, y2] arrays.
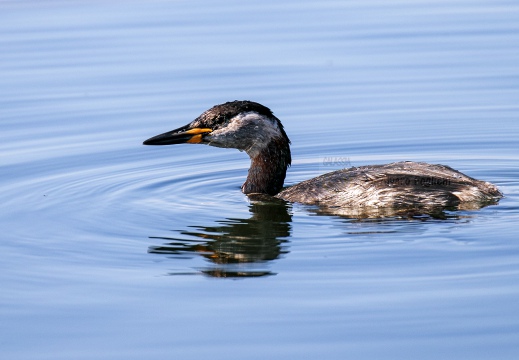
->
[[308, 204, 468, 219], [148, 197, 292, 278]]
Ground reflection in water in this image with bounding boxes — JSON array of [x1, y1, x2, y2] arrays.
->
[[148, 196, 480, 278], [148, 198, 292, 278], [309, 205, 475, 220]]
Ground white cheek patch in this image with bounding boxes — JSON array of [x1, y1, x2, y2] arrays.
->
[[208, 112, 283, 156]]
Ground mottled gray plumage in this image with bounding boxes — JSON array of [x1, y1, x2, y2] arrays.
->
[[144, 101, 503, 217], [276, 161, 501, 217]]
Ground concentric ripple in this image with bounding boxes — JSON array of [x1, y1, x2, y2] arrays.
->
[[1, 128, 517, 279]]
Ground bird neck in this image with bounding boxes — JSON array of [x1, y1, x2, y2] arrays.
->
[[241, 137, 291, 196]]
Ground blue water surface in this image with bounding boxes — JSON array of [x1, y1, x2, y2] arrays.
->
[[1, 1, 519, 359]]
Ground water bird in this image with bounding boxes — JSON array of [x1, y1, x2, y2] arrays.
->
[[143, 100, 502, 216]]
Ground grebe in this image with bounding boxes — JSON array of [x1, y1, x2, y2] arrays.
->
[[143, 101, 502, 215]]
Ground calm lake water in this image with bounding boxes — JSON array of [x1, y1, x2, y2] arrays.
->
[[1, 1, 519, 359]]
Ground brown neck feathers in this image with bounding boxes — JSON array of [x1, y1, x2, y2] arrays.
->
[[241, 137, 291, 196]]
